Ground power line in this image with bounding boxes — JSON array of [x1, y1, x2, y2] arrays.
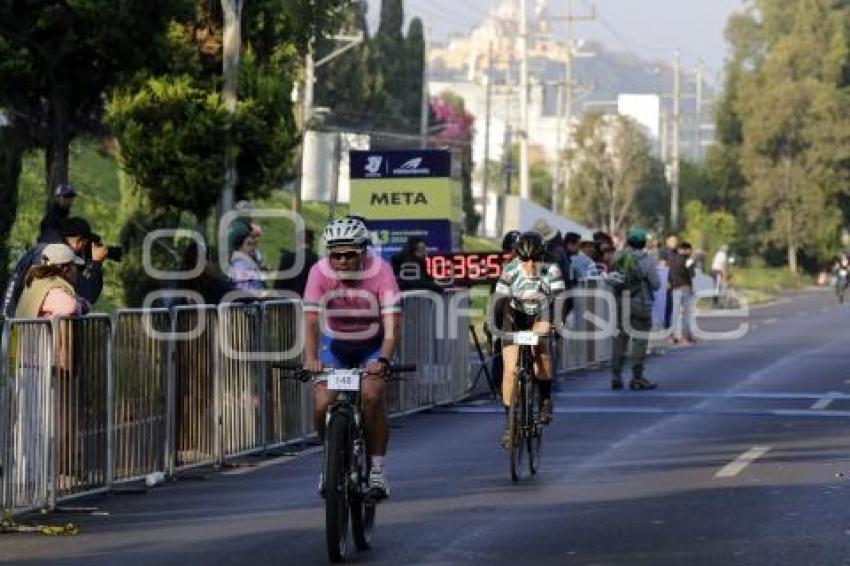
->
[[576, 0, 720, 78]]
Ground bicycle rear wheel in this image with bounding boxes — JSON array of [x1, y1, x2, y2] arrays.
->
[[351, 436, 376, 550], [325, 414, 352, 563], [508, 378, 525, 482], [526, 378, 542, 476]]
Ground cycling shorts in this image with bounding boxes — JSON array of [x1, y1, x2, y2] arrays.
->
[[320, 333, 383, 369]]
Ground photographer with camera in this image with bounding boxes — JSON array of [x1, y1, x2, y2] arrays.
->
[[2, 217, 121, 318]]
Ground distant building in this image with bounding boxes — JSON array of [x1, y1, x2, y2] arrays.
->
[[425, 0, 713, 235]]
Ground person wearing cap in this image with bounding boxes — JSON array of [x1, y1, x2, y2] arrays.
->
[[14, 244, 84, 318], [229, 232, 265, 291], [38, 183, 77, 243], [2, 217, 105, 319], [609, 227, 660, 391]]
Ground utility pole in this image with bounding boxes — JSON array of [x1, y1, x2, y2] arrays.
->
[[551, 81, 564, 213], [519, 0, 530, 200], [554, 0, 595, 215], [671, 50, 681, 231], [419, 28, 429, 149], [693, 61, 703, 161], [482, 42, 493, 237], [500, 124, 513, 236]]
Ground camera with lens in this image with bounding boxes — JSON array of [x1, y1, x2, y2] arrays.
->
[[91, 235, 124, 262]]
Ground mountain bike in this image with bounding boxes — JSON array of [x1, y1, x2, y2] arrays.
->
[[506, 331, 545, 482], [279, 363, 415, 563]]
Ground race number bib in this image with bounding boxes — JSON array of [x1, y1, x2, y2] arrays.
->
[[326, 369, 361, 391], [514, 331, 539, 346]]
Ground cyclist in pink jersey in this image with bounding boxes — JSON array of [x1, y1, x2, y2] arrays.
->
[[303, 217, 401, 498]]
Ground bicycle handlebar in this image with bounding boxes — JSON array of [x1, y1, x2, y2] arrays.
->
[[271, 362, 417, 381]]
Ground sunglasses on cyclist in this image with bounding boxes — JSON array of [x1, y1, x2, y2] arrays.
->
[[329, 250, 362, 261]]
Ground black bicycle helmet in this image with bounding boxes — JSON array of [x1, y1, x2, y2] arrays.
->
[[501, 230, 522, 253], [514, 231, 544, 261]]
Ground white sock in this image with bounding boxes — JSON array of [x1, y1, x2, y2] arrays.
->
[[371, 456, 385, 472]]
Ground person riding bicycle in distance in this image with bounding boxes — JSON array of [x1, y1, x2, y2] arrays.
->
[[494, 231, 566, 446], [303, 217, 401, 499]]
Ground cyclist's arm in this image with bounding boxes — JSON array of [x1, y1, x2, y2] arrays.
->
[[303, 311, 321, 370], [380, 312, 401, 361]]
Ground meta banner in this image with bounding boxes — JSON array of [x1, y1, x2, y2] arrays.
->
[[350, 149, 452, 179], [350, 177, 462, 222]]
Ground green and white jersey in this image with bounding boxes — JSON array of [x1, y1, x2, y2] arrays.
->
[[495, 258, 566, 316]]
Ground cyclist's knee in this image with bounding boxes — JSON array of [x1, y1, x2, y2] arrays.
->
[[361, 383, 385, 413]]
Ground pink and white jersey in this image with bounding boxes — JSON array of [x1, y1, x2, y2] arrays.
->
[[303, 254, 401, 337]]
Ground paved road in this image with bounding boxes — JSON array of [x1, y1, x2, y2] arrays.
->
[[6, 291, 850, 565]]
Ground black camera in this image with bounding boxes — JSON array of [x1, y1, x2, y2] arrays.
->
[[91, 235, 124, 262]]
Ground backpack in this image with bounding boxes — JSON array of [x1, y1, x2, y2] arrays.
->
[[610, 251, 643, 295]]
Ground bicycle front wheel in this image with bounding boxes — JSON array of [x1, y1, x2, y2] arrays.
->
[[351, 437, 376, 550], [508, 377, 526, 482], [325, 414, 352, 563]]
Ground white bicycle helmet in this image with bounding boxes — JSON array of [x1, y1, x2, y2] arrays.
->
[[323, 217, 369, 247]]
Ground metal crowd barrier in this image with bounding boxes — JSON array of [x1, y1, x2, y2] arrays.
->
[[52, 315, 111, 504], [171, 306, 218, 472], [0, 320, 53, 511], [262, 300, 310, 448], [0, 292, 474, 513], [112, 309, 169, 484]]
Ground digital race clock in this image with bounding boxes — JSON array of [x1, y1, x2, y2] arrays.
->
[[424, 252, 513, 286]]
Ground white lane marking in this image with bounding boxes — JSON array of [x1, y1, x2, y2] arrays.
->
[[763, 318, 779, 325], [811, 391, 841, 410], [714, 446, 771, 478]]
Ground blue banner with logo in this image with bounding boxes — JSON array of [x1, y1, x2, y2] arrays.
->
[[350, 150, 451, 179], [366, 220, 454, 260]]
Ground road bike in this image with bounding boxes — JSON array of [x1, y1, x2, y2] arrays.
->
[[506, 331, 545, 482], [279, 363, 415, 563]]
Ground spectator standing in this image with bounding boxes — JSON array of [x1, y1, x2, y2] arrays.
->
[[711, 245, 729, 305], [3, 217, 105, 318], [14, 244, 84, 318], [609, 227, 661, 391], [390, 236, 442, 293], [570, 239, 598, 281], [668, 242, 696, 345], [275, 229, 320, 297], [38, 184, 76, 243], [659, 235, 680, 329], [229, 234, 264, 291]]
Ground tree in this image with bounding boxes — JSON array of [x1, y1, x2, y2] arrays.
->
[[314, 1, 372, 129], [714, 0, 850, 271], [564, 112, 654, 234], [0, 0, 192, 200], [403, 18, 426, 128], [682, 200, 738, 258], [632, 157, 671, 235], [106, 0, 348, 305], [732, 0, 850, 271], [431, 92, 479, 233], [0, 125, 22, 291]]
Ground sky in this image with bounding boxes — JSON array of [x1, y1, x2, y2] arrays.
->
[[367, 0, 745, 82]]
